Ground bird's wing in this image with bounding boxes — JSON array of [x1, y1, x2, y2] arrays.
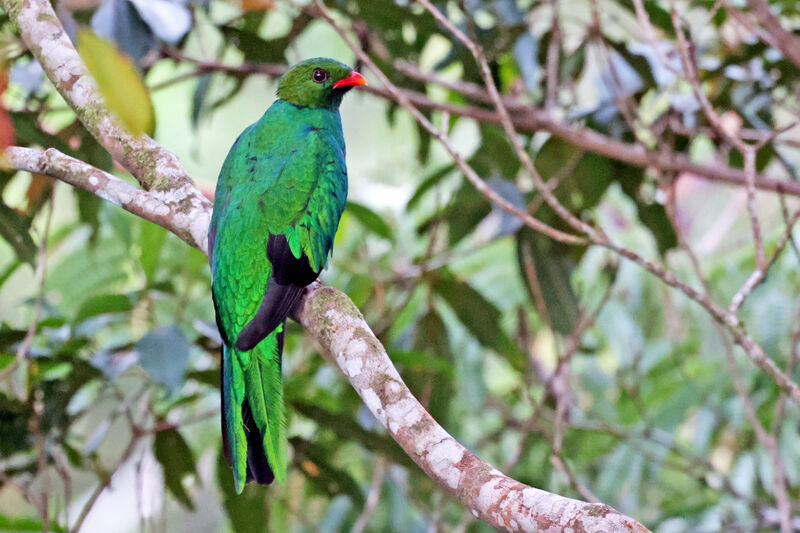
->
[[211, 128, 347, 351], [235, 130, 348, 351], [261, 129, 348, 273]]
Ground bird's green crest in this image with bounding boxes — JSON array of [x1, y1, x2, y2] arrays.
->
[[277, 57, 363, 109]]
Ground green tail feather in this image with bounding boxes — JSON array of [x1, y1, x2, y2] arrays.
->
[[244, 336, 287, 483], [222, 344, 248, 492], [223, 324, 287, 493]]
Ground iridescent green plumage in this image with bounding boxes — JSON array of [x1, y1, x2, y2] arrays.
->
[[209, 58, 365, 492]]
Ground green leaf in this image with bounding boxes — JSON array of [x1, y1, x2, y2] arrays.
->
[[617, 0, 675, 35], [406, 164, 455, 211], [216, 449, 268, 533], [186, 369, 218, 388], [615, 162, 677, 253], [191, 73, 212, 127], [431, 272, 524, 370], [74, 294, 133, 324], [345, 201, 392, 240], [0, 198, 36, 265], [72, 124, 113, 171], [78, 29, 155, 136], [516, 228, 580, 334], [11, 112, 72, 154], [136, 326, 190, 394], [0, 393, 32, 456], [154, 428, 196, 509], [534, 137, 612, 215], [0, 258, 21, 289], [139, 222, 167, 283], [0, 515, 66, 533], [220, 12, 312, 65], [0, 327, 26, 350], [39, 359, 100, 433], [391, 349, 454, 378], [405, 310, 456, 425], [75, 189, 102, 243], [469, 124, 520, 178], [418, 180, 492, 245]]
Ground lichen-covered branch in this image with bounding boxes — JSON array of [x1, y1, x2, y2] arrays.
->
[[296, 284, 650, 533], [3, 146, 210, 253], [1, 0, 212, 248], [0, 0, 201, 196], [1, 146, 650, 532]]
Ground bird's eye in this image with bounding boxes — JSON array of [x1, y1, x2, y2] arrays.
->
[[312, 68, 328, 83]]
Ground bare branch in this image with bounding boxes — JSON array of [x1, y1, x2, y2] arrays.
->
[[350, 459, 386, 533], [745, 0, 800, 71], [312, 0, 588, 247], [408, 0, 800, 404], [163, 52, 800, 198], [669, 2, 767, 270], [417, 0, 600, 241]]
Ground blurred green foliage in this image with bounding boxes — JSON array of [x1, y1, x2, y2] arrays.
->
[[0, 0, 799, 532]]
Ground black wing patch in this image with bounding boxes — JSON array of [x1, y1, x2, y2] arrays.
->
[[234, 234, 320, 352], [266, 233, 319, 285], [234, 278, 306, 351]]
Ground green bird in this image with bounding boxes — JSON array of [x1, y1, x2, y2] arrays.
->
[[209, 58, 366, 492]]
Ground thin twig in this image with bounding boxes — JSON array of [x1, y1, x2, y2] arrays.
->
[[727, 203, 800, 317], [350, 459, 387, 533], [144, 51, 800, 198], [549, 455, 600, 504], [669, 1, 766, 269], [9, 188, 56, 393], [745, 0, 800, 70], [418, 0, 601, 242], [544, 0, 562, 111], [668, 189, 794, 533], [71, 434, 141, 533], [312, 1, 586, 247]]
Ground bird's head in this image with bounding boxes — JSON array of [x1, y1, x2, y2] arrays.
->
[[277, 57, 367, 109]]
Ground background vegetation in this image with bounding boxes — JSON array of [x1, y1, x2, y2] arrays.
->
[[1, 0, 799, 531]]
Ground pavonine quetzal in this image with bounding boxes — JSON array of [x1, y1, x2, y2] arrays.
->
[[208, 58, 366, 492]]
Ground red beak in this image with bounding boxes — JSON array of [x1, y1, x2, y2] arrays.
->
[[333, 71, 368, 89]]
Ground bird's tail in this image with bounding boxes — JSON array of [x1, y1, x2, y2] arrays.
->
[[221, 323, 287, 493]]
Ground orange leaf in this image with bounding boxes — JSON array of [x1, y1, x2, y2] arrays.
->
[[0, 70, 12, 151], [25, 174, 53, 216], [241, 0, 275, 11], [0, 109, 14, 151]]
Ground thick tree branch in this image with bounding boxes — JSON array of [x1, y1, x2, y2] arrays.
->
[[296, 284, 649, 533], [0, 0, 212, 236], [1, 146, 650, 532], [2, 146, 210, 253]]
